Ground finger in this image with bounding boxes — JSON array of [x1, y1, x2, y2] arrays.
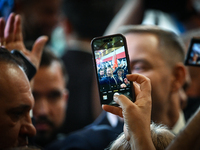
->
[[4, 13, 15, 42], [32, 36, 48, 57], [133, 81, 140, 96], [31, 36, 48, 68], [0, 18, 5, 46], [113, 94, 135, 110], [127, 74, 152, 108], [102, 105, 123, 118], [127, 74, 151, 97], [14, 14, 23, 42]]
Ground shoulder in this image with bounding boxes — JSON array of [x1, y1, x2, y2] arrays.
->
[[46, 125, 122, 150]]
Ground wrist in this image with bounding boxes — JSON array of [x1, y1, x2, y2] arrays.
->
[[129, 133, 155, 150], [129, 126, 155, 150]]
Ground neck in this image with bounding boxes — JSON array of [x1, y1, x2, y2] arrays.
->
[[152, 92, 181, 129]]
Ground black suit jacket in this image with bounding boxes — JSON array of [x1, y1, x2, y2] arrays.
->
[[61, 50, 96, 134], [45, 111, 124, 150]]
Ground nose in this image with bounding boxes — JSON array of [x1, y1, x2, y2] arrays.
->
[[20, 115, 37, 137], [33, 98, 49, 117]]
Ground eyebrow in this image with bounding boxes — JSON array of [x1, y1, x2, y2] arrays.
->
[[7, 104, 31, 113], [130, 59, 151, 65]]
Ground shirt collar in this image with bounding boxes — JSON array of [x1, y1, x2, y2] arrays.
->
[[172, 111, 186, 134]]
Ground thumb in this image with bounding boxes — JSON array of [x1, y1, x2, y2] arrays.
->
[[32, 35, 48, 58], [31, 36, 48, 68]]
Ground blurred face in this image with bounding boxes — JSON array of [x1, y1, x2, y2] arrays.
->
[[107, 68, 113, 77], [22, 0, 61, 38], [118, 70, 123, 76], [0, 64, 36, 149], [125, 33, 174, 122], [32, 61, 68, 143], [100, 70, 104, 76], [193, 53, 198, 62]]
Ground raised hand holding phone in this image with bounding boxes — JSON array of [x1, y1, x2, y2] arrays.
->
[[103, 73, 155, 150], [91, 34, 135, 106]]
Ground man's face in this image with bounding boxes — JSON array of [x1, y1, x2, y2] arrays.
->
[[107, 68, 113, 77], [100, 70, 104, 76], [32, 61, 68, 143], [0, 64, 36, 149], [22, 0, 61, 38], [118, 70, 123, 76], [126, 33, 174, 122]]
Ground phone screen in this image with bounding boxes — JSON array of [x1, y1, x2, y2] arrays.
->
[[185, 38, 200, 67], [91, 34, 135, 106]]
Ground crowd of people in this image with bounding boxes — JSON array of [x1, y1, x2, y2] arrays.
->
[[1, 0, 200, 150], [98, 63, 130, 91]]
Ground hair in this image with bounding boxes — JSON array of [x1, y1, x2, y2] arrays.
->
[[118, 25, 186, 68], [61, 0, 120, 39], [40, 46, 69, 85], [99, 68, 104, 73], [117, 69, 124, 73], [109, 122, 175, 150], [107, 67, 113, 71], [0, 47, 25, 71]]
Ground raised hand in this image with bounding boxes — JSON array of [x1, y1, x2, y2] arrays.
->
[[103, 74, 155, 150], [0, 13, 48, 70]]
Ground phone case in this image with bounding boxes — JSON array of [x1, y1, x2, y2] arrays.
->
[[91, 34, 135, 106]]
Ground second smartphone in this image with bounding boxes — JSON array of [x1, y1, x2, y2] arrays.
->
[[91, 34, 135, 106], [185, 37, 200, 67]]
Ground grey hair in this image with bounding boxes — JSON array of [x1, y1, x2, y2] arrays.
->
[[108, 122, 175, 150]]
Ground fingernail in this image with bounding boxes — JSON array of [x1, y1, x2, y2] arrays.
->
[[113, 93, 119, 101], [114, 92, 120, 96]]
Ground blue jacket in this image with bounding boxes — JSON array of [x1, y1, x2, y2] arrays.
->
[[45, 111, 123, 150]]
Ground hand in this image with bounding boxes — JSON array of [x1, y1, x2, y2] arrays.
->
[[103, 74, 155, 150], [0, 13, 48, 70]]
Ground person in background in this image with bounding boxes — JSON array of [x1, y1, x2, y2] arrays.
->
[[116, 69, 129, 88], [60, 0, 123, 134], [98, 68, 105, 80], [14, 0, 61, 48], [119, 25, 187, 134], [32, 48, 69, 148], [100, 67, 119, 89]]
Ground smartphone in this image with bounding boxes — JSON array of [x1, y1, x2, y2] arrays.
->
[[91, 34, 135, 106], [185, 38, 200, 67], [11, 50, 36, 81]]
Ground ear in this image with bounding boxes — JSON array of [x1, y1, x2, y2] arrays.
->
[[171, 63, 187, 92], [63, 88, 69, 104]]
